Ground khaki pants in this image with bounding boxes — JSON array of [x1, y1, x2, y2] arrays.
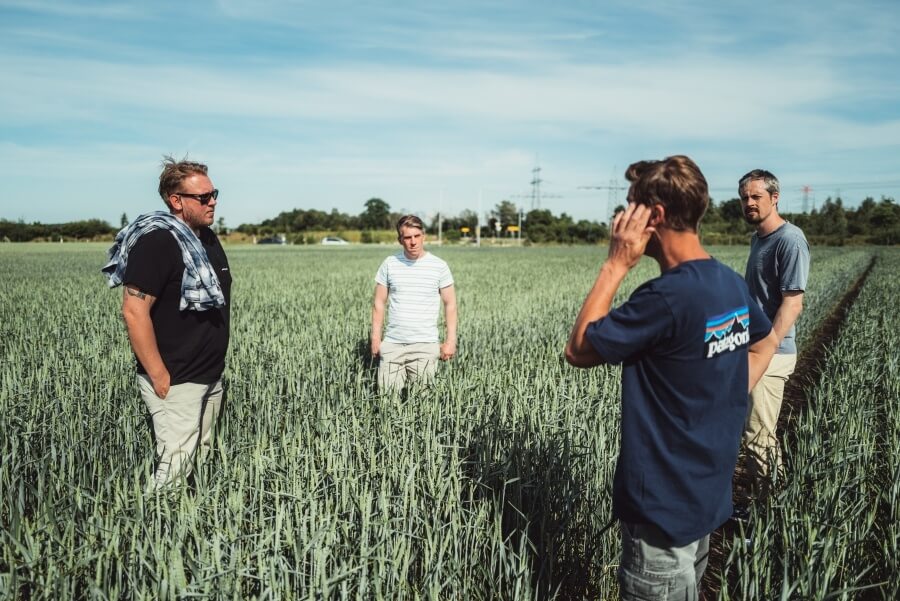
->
[[138, 375, 224, 491], [743, 353, 796, 487], [377, 341, 440, 393]]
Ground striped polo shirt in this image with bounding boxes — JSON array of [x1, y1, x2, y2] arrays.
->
[[376, 251, 454, 343]]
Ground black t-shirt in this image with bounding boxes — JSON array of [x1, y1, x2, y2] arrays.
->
[[123, 228, 232, 385]]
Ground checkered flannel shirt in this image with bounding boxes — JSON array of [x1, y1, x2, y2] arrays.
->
[[101, 211, 226, 311]]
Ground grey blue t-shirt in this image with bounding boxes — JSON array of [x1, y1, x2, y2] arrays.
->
[[745, 222, 810, 355]]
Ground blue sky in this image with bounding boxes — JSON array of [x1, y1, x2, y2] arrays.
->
[[1, 0, 899, 227]]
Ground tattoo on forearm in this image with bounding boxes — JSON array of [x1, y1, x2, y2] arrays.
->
[[125, 287, 147, 300]]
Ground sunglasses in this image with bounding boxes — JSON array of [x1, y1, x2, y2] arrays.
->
[[173, 189, 219, 205]]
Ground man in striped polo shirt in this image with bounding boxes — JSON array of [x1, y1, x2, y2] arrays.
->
[[371, 214, 458, 393]]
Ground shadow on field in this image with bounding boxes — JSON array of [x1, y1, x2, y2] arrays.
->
[[705, 255, 877, 599], [353, 338, 379, 395], [463, 420, 598, 599]]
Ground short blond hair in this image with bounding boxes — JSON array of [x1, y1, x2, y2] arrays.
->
[[158, 155, 208, 208], [396, 214, 425, 236]]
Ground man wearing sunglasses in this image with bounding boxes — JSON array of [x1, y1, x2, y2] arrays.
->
[[103, 156, 231, 491]]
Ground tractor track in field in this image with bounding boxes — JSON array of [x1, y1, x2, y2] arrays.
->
[[702, 254, 878, 600]]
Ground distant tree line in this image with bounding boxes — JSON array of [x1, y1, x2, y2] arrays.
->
[[697, 195, 900, 245], [0, 218, 115, 242], [236, 198, 393, 234], [2, 195, 897, 245], [429, 201, 609, 244], [234, 195, 898, 246], [235, 198, 611, 244]]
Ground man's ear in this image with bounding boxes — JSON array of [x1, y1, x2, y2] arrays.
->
[[650, 204, 665, 227]]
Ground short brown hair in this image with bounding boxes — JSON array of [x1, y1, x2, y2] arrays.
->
[[158, 155, 209, 208], [624, 155, 709, 232], [396, 214, 425, 236], [738, 169, 780, 198]]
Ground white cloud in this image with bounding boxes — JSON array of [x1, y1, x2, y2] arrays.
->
[[2, 0, 899, 223], [0, 53, 852, 142]]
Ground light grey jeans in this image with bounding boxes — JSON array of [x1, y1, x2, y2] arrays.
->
[[618, 521, 709, 601], [377, 341, 440, 393], [138, 375, 223, 491]]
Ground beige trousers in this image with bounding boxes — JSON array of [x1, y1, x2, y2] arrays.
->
[[138, 375, 224, 491], [743, 353, 797, 485], [377, 341, 440, 393]]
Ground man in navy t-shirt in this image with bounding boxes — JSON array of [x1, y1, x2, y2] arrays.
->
[[565, 155, 777, 600]]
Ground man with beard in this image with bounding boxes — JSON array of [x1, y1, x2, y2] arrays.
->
[[737, 169, 810, 504], [103, 156, 231, 491], [565, 156, 777, 600]]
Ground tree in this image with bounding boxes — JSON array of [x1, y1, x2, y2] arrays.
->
[[491, 200, 520, 229], [848, 197, 876, 236], [361, 198, 391, 230], [718, 198, 744, 224], [817, 197, 847, 240], [120, 213, 128, 228], [525, 209, 554, 227], [216, 216, 227, 235], [458, 209, 479, 228], [870, 197, 899, 231], [867, 197, 900, 244]]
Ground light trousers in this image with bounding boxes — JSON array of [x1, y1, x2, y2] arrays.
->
[[138, 375, 223, 491], [377, 341, 440, 393], [618, 521, 709, 601], [743, 353, 797, 485]]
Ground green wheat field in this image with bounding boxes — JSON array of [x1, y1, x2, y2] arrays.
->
[[1, 243, 897, 600]]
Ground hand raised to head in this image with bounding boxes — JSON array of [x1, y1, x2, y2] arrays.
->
[[607, 202, 656, 270]]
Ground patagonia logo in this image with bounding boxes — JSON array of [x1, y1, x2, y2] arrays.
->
[[705, 307, 750, 358]]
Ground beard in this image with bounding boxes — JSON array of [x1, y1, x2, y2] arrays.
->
[[743, 209, 763, 224], [182, 207, 214, 232]]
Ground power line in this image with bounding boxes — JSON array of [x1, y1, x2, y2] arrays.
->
[[579, 166, 626, 222], [527, 164, 562, 210], [800, 185, 813, 214]]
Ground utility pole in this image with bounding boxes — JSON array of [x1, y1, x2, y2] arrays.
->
[[579, 185, 626, 223], [438, 190, 443, 245], [476, 189, 482, 247], [800, 185, 813, 214], [579, 166, 626, 223], [528, 162, 561, 211], [531, 165, 542, 210], [517, 208, 523, 245]]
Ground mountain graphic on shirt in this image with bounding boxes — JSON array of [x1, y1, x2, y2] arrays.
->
[[704, 307, 750, 342]]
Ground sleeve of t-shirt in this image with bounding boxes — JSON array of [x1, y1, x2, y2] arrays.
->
[[439, 262, 454, 289], [122, 230, 179, 297], [747, 296, 772, 344], [585, 286, 673, 365], [777, 231, 810, 292], [375, 258, 390, 286]]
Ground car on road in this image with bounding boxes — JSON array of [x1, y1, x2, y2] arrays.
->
[[257, 235, 285, 245], [321, 236, 350, 245]]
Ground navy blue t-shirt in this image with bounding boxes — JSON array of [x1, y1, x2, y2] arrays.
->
[[586, 258, 771, 546]]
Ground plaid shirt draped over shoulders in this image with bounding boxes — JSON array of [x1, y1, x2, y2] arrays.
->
[[101, 211, 226, 311]]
